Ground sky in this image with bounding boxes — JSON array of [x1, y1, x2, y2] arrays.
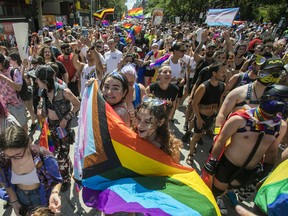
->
[[126, 0, 136, 10]]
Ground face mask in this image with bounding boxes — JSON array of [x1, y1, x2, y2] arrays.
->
[[260, 100, 286, 115], [258, 70, 281, 85]]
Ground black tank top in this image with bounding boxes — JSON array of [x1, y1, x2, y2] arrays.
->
[[199, 80, 225, 106]]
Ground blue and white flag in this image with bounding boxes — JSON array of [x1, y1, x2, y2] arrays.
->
[[205, 8, 239, 27]]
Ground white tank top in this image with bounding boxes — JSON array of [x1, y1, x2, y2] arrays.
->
[[81, 64, 97, 97], [11, 167, 40, 185], [169, 58, 181, 84]]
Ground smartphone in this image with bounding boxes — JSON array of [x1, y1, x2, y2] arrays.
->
[[82, 29, 88, 38]]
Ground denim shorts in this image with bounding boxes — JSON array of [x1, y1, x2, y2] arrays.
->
[[16, 186, 41, 208]]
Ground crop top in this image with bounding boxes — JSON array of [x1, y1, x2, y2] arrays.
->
[[11, 167, 40, 185]]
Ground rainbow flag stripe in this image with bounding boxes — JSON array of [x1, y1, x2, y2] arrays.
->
[[150, 54, 171, 68], [74, 82, 220, 215], [128, 7, 144, 19], [93, 8, 114, 20], [255, 160, 288, 215]]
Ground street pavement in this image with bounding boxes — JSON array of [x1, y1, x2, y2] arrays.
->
[[0, 99, 258, 215]]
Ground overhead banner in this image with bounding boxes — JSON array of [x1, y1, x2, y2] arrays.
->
[[205, 8, 239, 27], [12, 23, 29, 59], [152, 8, 164, 25]]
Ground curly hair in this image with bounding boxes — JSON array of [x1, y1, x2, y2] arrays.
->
[[39, 45, 56, 62], [135, 95, 182, 160]]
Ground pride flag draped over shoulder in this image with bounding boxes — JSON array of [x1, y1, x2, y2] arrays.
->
[[74, 82, 220, 215], [128, 7, 144, 19], [255, 160, 288, 215]]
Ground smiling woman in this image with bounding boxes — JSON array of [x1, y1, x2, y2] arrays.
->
[[0, 125, 62, 215], [100, 71, 130, 127], [133, 95, 182, 163]]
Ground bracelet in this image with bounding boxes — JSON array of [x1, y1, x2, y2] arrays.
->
[[74, 50, 81, 54], [9, 200, 19, 204], [64, 111, 74, 121], [51, 191, 59, 194], [214, 126, 221, 135]]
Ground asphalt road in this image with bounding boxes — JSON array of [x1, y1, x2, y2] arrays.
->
[[0, 100, 260, 215]]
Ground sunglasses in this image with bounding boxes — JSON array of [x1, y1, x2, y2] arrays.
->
[[96, 46, 103, 49], [2, 148, 27, 160], [142, 96, 166, 106], [178, 49, 186, 53]]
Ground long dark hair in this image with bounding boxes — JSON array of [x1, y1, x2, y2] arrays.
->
[[100, 71, 129, 105], [135, 96, 181, 158], [0, 126, 30, 150], [35, 65, 55, 92], [39, 45, 56, 62]]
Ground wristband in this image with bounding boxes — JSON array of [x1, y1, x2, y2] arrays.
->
[[9, 200, 19, 204], [51, 191, 59, 194], [75, 50, 81, 54], [214, 126, 221, 135]]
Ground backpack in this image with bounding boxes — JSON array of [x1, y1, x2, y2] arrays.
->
[[10, 68, 32, 101]]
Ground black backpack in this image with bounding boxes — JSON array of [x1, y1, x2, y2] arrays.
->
[[10, 68, 32, 101]]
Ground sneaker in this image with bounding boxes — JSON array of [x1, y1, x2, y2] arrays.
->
[[216, 197, 228, 215], [225, 191, 239, 207], [181, 131, 191, 143], [183, 122, 188, 131]]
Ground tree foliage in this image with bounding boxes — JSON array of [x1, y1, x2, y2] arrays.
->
[[145, 0, 288, 23]]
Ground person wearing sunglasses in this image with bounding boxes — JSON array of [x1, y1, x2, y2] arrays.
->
[[0, 125, 62, 215], [133, 95, 182, 163]]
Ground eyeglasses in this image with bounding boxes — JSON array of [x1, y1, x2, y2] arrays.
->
[[178, 49, 186, 53], [142, 96, 166, 106], [2, 148, 27, 160]]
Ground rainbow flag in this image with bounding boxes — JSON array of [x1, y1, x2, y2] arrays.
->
[[255, 160, 288, 215], [150, 54, 171, 68], [38, 118, 54, 152], [74, 82, 220, 215], [128, 7, 144, 19], [94, 8, 114, 20]]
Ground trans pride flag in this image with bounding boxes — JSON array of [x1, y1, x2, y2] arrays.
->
[[74, 82, 220, 215], [128, 7, 144, 19], [255, 160, 288, 215]]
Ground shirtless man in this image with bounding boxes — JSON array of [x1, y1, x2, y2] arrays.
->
[[215, 57, 286, 131], [204, 84, 288, 214], [186, 63, 226, 165]]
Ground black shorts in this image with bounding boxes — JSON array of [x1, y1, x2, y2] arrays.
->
[[193, 113, 215, 133], [177, 85, 184, 98], [215, 154, 260, 186]]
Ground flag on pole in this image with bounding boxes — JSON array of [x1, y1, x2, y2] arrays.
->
[[74, 82, 220, 216], [205, 8, 239, 26], [127, 7, 144, 19], [94, 8, 114, 20], [121, 12, 126, 20]]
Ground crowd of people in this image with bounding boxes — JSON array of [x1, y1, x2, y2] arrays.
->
[[0, 19, 288, 215]]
